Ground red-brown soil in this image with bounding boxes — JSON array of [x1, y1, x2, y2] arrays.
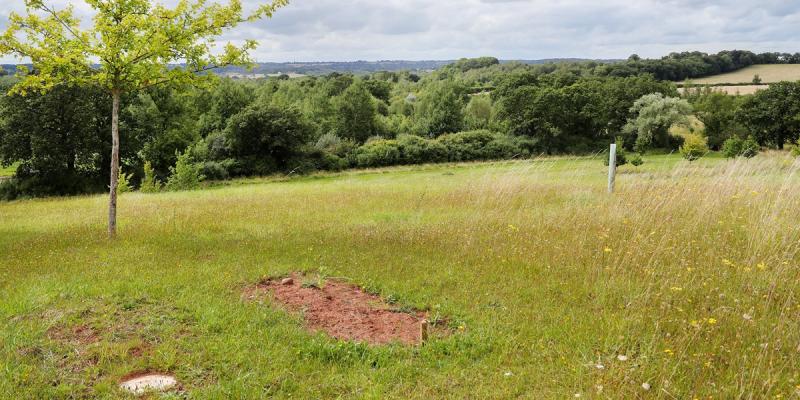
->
[[244, 274, 435, 345]]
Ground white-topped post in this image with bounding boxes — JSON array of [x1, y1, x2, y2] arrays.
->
[[608, 143, 617, 194]]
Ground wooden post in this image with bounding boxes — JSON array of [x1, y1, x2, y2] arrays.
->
[[608, 143, 617, 194], [419, 319, 429, 344]]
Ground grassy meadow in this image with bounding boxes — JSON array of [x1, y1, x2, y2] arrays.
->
[[2, 153, 800, 398], [690, 64, 800, 85], [0, 163, 16, 178]]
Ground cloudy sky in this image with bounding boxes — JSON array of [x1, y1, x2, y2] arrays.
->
[[2, 0, 800, 63]]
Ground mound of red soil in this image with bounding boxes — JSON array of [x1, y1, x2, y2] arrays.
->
[[245, 275, 432, 345]]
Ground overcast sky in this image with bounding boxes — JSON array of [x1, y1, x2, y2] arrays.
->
[[2, 0, 800, 63]]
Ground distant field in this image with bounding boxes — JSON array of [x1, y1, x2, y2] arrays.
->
[[688, 64, 800, 85]]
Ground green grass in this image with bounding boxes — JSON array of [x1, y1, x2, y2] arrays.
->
[[688, 64, 800, 85], [0, 163, 17, 178], [2, 153, 800, 398]]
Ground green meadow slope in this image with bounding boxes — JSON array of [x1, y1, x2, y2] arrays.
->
[[1, 154, 799, 399]]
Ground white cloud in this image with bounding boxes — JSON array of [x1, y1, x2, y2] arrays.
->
[[2, 0, 799, 63]]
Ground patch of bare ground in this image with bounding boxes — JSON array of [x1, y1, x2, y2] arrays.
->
[[35, 300, 194, 383], [244, 273, 449, 345]]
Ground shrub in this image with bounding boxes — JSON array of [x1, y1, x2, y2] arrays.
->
[[484, 134, 534, 159], [722, 136, 759, 158], [629, 154, 644, 166], [139, 161, 162, 193], [396, 134, 447, 164], [165, 151, 204, 191], [117, 171, 133, 193], [354, 139, 402, 168], [680, 134, 709, 161], [437, 130, 497, 161], [199, 159, 238, 181], [315, 132, 342, 151], [603, 147, 628, 167], [791, 144, 800, 158]]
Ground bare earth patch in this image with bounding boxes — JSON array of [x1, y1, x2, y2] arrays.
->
[[244, 274, 444, 345]]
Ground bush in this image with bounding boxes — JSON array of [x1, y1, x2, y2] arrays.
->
[[791, 144, 800, 158], [437, 130, 497, 162], [117, 171, 133, 193], [722, 136, 759, 158], [630, 154, 644, 166], [199, 159, 238, 181], [139, 161, 162, 193], [351, 131, 534, 169], [165, 151, 204, 191], [396, 134, 447, 164], [354, 139, 402, 168], [603, 147, 628, 167], [680, 134, 709, 161]]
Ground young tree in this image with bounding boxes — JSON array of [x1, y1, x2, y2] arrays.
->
[[0, 0, 287, 237], [331, 81, 380, 143], [623, 93, 692, 152]]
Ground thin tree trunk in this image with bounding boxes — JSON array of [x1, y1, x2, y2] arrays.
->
[[108, 89, 121, 238]]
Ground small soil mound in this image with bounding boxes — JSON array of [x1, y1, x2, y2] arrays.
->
[[119, 372, 177, 394], [245, 274, 438, 345]]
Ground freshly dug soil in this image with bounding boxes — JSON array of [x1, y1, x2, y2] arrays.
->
[[245, 274, 432, 345]]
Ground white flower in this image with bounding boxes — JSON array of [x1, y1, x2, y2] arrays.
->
[[595, 364, 605, 370], [503, 371, 513, 377], [642, 382, 651, 391], [617, 355, 628, 361], [742, 313, 753, 321]]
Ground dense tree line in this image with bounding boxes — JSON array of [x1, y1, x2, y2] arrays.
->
[[599, 51, 800, 81], [1, 52, 799, 199]]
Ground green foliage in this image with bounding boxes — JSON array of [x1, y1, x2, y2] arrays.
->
[[603, 145, 628, 167], [396, 134, 447, 164], [629, 154, 644, 166], [689, 91, 745, 150], [0, 83, 111, 197], [352, 131, 532, 168], [624, 93, 693, 152], [0, 0, 287, 95], [736, 82, 800, 149], [495, 74, 676, 154], [223, 102, 313, 176], [721, 136, 760, 158], [139, 161, 162, 193], [680, 134, 709, 161], [438, 130, 533, 162], [354, 139, 402, 168], [464, 95, 494, 130], [752, 74, 763, 85], [791, 145, 800, 158], [165, 151, 203, 191], [415, 80, 466, 137], [331, 81, 381, 143], [117, 171, 133, 193]]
